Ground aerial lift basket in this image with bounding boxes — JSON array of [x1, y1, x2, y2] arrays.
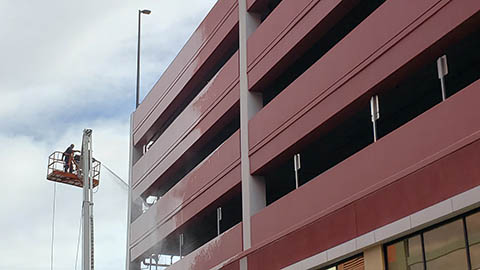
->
[[46, 151, 100, 188]]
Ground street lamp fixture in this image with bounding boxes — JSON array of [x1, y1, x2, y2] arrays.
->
[[136, 9, 152, 109]]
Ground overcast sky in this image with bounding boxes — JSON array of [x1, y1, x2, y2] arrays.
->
[[0, 0, 216, 269]]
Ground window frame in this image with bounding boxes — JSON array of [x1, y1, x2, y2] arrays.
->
[[383, 207, 480, 270]]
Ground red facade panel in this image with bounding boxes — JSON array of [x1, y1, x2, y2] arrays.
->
[[132, 74, 239, 197], [132, 0, 239, 146], [132, 52, 239, 189], [246, 0, 266, 12], [245, 80, 480, 269], [221, 261, 240, 270], [249, 205, 357, 270], [247, 0, 355, 92], [250, 79, 480, 247], [131, 131, 240, 245], [164, 223, 243, 270], [355, 138, 480, 235], [246, 141, 480, 269], [248, 0, 480, 174], [132, 83, 239, 200], [131, 166, 241, 260]]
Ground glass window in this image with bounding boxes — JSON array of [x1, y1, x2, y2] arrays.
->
[[423, 220, 468, 270], [386, 235, 424, 270], [467, 212, 480, 270]]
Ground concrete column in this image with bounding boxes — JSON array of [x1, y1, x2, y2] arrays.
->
[[126, 115, 134, 270], [240, 257, 248, 270], [127, 115, 142, 270], [364, 245, 385, 270], [238, 0, 264, 254], [129, 262, 141, 270]]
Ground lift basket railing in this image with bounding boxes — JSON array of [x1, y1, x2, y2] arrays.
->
[[46, 151, 100, 188]]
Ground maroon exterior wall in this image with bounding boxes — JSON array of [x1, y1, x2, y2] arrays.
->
[[159, 223, 243, 270], [247, 0, 356, 92], [128, 0, 480, 269], [246, 80, 480, 269], [248, 0, 479, 173], [132, 0, 239, 146], [132, 52, 239, 199]]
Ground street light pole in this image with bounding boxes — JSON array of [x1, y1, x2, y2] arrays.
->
[[136, 9, 151, 109]]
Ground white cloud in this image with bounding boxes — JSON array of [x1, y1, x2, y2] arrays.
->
[[0, 0, 217, 138], [0, 0, 218, 269]]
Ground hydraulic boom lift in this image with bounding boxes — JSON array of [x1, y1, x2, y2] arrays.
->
[[46, 129, 100, 270]]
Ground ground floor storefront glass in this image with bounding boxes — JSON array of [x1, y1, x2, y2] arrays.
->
[[386, 210, 480, 270]]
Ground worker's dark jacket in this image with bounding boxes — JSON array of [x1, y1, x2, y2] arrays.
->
[[63, 146, 74, 161]]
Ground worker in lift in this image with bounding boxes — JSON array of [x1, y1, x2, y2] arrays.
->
[[63, 144, 75, 173]]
